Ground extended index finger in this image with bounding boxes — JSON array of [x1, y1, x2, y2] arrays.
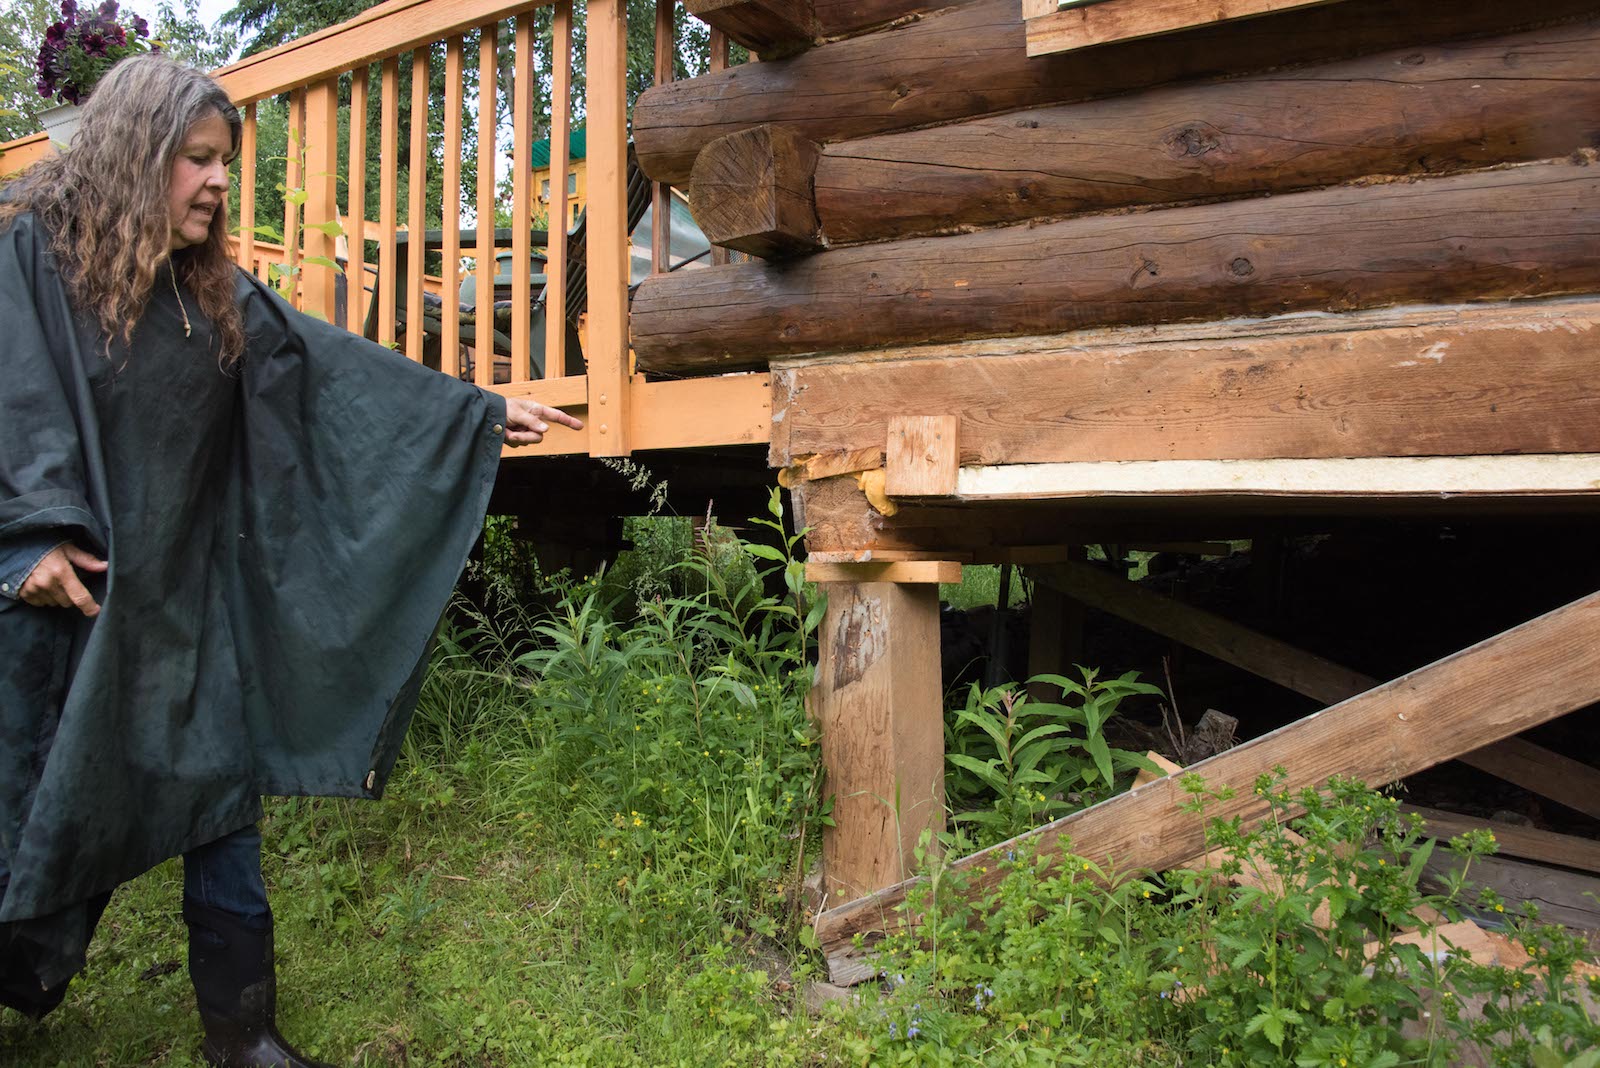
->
[[543, 405, 585, 431]]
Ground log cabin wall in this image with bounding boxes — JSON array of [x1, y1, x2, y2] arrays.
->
[[637, 0, 1600, 908]]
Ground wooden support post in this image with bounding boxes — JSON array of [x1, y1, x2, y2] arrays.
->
[[1026, 548, 1086, 703], [301, 80, 340, 321], [815, 581, 946, 905], [688, 124, 823, 258], [817, 585, 1600, 981], [884, 415, 959, 497], [586, 0, 632, 456], [683, 0, 816, 57]]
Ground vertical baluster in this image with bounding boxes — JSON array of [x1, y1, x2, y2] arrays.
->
[[545, 0, 572, 378], [378, 58, 400, 348], [238, 102, 257, 272], [651, 0, 673, 278], [708, 31, 729, 267], [303, 78, 340, 321], [284, 89, 304, 305], [511, 15, 533, 383], [474, 23, 497, 388], [587, 0, 631, 456], [406, 48, 430, 362], [440, 37, 465, 379], [347, 67, 369, 334]]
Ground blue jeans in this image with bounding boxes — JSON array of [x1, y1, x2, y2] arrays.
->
[[184, 824, 271, 931]]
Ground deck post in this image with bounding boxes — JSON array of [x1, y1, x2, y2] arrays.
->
[[811, 574, 947, 905], [585, 0, 633, 456]]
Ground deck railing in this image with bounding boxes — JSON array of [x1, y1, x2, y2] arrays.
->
[[0, 0, 770, 459]]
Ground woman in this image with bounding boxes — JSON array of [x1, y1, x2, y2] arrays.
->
[[0, 56, 580, 1066]]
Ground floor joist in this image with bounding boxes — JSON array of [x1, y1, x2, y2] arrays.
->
[[814, 586, 1600, 983]]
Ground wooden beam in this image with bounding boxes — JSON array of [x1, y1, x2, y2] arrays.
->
[[1401, 804, 1600, 876], [815, 581, 946, 904], [815, 20, 1600, 244], [1032, 558, 1374, 705], [688, 124, 824, 258], [1454, 737, 1600, 822], [806, 560, 962, 583], [884, 416, 958, 497], [960, 456, 1600, 502], [815, 585, 1600, 979], [683, 0, 817, 57], [768, 299, 1600, 467], [633, 158, 1600, 372], [1024, 0, 1347, 58], [632, 0, 1600, 185]]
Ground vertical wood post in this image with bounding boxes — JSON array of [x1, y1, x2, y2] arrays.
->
[[237, 103, 257, 273], [545, 0, 573, 376], [815, 581, 946, 904], [586, 0, 632, 456], [302, 80, 341, 321]]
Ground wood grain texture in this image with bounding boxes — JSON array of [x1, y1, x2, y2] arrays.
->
[[1401, 805, 1600, 875], [817, 20, 1600, 244], [815, 586, 1600, 974], [474, 24, 496, 386], [815, 581, 946, 903], [633, 0, 1600, 185], [1025, 0, 1346, 58], [636, 158, 1600, 373], [768, 299, 1600, 467], [884, 415, 959, 496], [378, 59, 400, 347], [546, 2, 573, 375], [406, 49, 430, 362], [1456, 736, 1600, 821], [343, 75, 365, 333], [810, 0, 959, 38], [586, 0, 632, 455], [1423, 853, 1600, 931], [685, 0, 818, 56], [806, 560, 962, 583], [689, 124, 824, 257]]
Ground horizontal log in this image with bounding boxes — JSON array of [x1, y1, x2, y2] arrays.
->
[[769, 299, 1600, 467], [685, 0, 817, 57], [689, 124, 824, 257], [811, 0, 957, 38], [816, 20, 1600, 244], [817, 584, 1600, 976], [635, 158, 1600, 372], [634, 0, 1600, 185]]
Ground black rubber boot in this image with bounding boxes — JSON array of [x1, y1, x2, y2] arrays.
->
[[183, 898, 333, 1068]]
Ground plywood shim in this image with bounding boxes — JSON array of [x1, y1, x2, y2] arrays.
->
[[884, 416, 959, 497]]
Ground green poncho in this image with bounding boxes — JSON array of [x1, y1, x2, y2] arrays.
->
[[0, 213, 506, 1005]]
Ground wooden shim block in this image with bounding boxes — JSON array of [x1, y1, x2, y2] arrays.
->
[[1423, 852, 1600, 932], [633, 0, 1600, 185], [1132, 750, 1183, 788], [805, 560, 962, 583], [815, 585, 1600, 978], [817, 20, 1600, 244], [816, 581, 946, 903], [768, 299, 1600, 467], [1024, 0, 1346, 58], [632, 158, 1600, 372], [1400, 804, 1600, 876], [684, 0, 818, 57], [1454, 736, 1600, 822], [959, 456, 1600, 501], [884, 415, 959, 497], [689, 125, 824, 258], [1031, 558, 1379, 706]]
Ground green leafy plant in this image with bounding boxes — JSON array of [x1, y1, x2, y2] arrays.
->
[[945, 668, 1161, 846]]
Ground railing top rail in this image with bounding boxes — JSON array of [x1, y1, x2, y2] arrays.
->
[[214, 0, 553, 105]]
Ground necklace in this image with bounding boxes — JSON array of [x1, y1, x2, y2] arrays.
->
[[168, 262, 192, 338]]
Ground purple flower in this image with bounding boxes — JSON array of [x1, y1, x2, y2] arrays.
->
[[129, 14, 146, 34], [36, 79, 53, 97], [45, 22, 66, 43], [97, 0, 117, 17], [81, 30, 107, 55]]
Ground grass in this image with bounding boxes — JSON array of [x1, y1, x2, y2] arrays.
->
[[7, 514, 1597, 1066]]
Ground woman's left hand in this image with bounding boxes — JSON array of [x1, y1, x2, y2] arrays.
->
[[503, 398, 585, 446]]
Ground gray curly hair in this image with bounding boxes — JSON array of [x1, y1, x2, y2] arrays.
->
[[1, 54, 246, 362]]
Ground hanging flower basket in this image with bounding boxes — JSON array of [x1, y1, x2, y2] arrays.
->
[[37, 101, 81, 143]]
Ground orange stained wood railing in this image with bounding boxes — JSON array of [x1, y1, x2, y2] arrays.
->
[[0, 0, 769, 458]]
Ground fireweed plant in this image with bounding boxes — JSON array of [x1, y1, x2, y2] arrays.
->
[[35, 0, 161, 106]]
